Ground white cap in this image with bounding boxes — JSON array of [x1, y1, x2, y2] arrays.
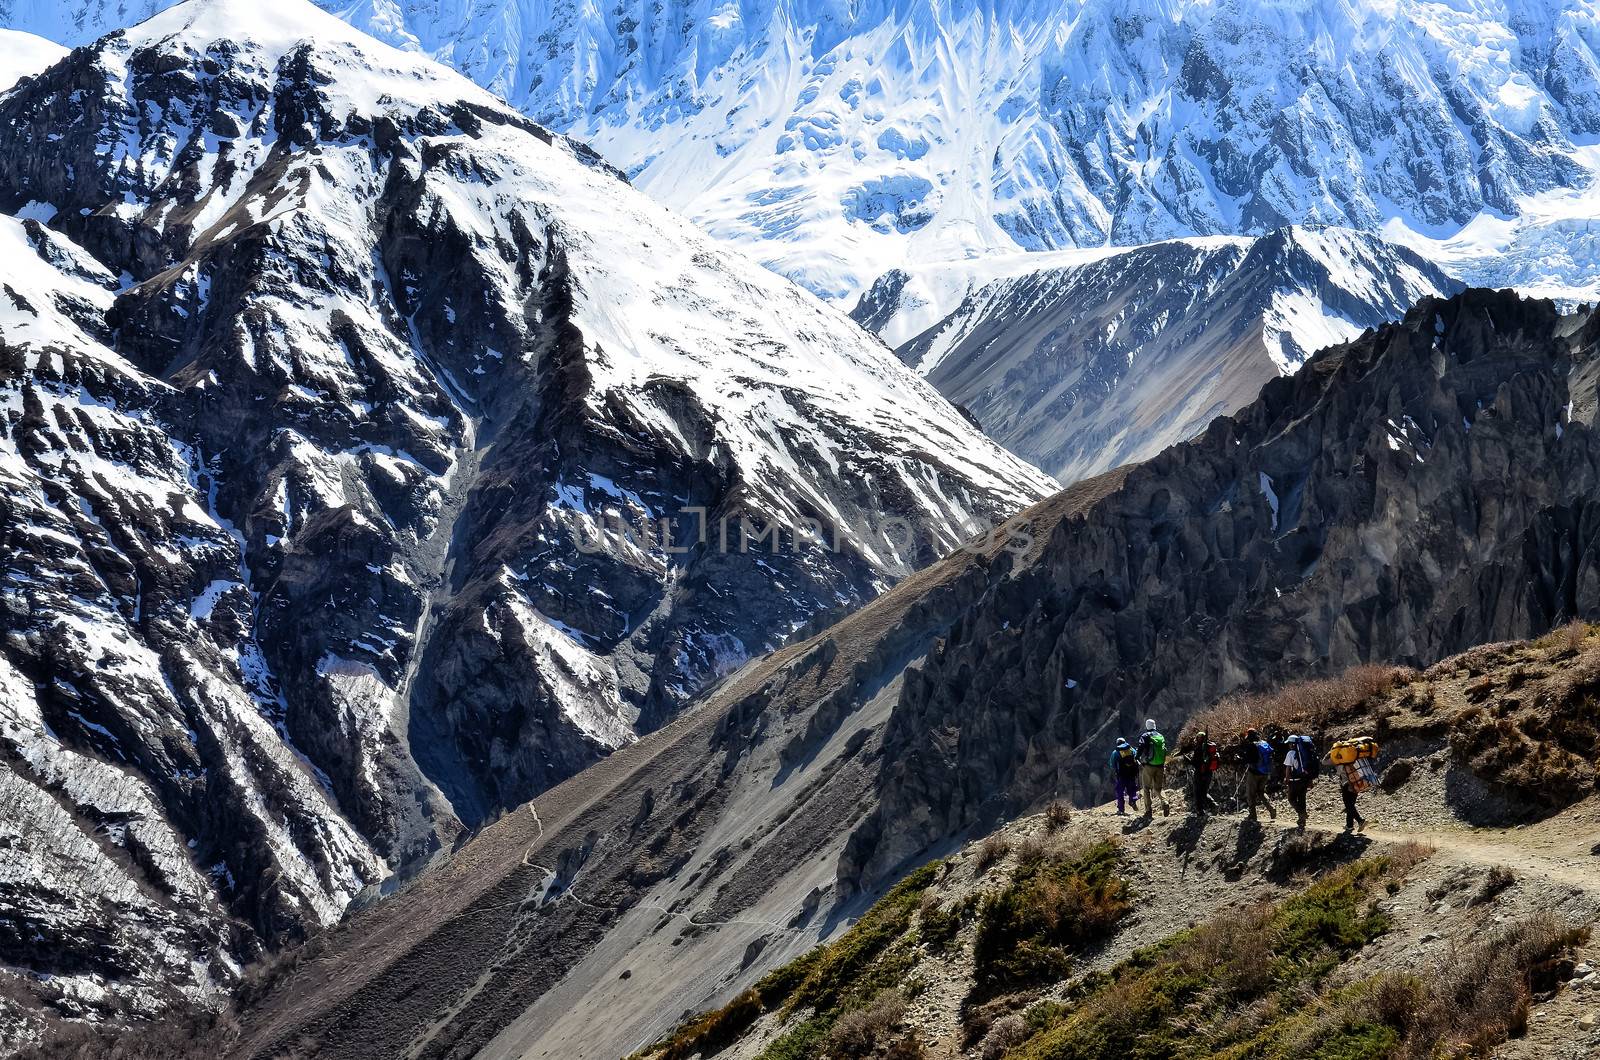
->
[[1144, 718, 1156, 731]]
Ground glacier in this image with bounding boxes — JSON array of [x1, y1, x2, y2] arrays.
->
[[7, 0, 1598, 306]]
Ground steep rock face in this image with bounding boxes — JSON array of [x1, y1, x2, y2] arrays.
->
[[0, 0, 1051, 1037], [8, 0, 1600, 302], [0, 211, 385, 1040], [898, 227, 1461, 482], [848, 288, 1600, 882]]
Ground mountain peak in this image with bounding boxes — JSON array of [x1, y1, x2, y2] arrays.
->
[[126, 0, 367, 51]]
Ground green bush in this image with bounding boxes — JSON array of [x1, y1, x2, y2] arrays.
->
[[971, 839, 1131, 999], [1006, 859, 1393, 1060]]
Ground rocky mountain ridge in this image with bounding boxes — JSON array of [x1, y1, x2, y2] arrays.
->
[[885, 225, 1462, 482], [0, 0, 1052, 1041]]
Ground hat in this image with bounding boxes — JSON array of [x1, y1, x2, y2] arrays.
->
[[1115, 737, 1129, 747], [1144, 718, 1157, 731]]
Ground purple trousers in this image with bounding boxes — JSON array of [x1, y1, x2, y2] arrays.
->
[[1115, 775, 1140, 812]]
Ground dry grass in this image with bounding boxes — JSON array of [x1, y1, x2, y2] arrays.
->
[[1014, 833, 1053, 867], [1536, 619, 1594, 655], [1469, 866, 1516, 907], [974, 834, 1011, 876], [1043, 799, 1072, 833], [826, 989, 907, 1057], [1448, 699, 1596, 806], [979, 1014, 1028, 1060], [1183, 664, 1412, 742], [1387, 914, 1590, 1056], [1008, 860, 1394, 1060], [1386, 841, 1435, 877], [971, 839, 1130, 999]]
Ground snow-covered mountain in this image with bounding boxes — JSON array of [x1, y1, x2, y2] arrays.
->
[[0, 27, 62, 89], [886, 226, 1461, 481], [0, 0, 1053, 1039], [11, 0, 1596, 303]]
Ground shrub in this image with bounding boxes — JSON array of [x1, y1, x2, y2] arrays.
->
[[971, 839, 1130, 998], [1537, 619, 1592, 655], [651, 989, 763, 1060], [1044, 800, 1072, 833], [919, 893, 966, 954], [980, 1014, 1028, 1060], [825, 989, 905, 1057], [1394, 914, 1589, 1056], [1470, 866, 1516, 907], [783, 862, 940, 1016], [648, 861, 942, 1060], [883, 1031, 929, 1059], [1184, 665, 1411, 742], [1007, 859, 1394, 1060], [1014, 834, 1052, 867], [975, 834, 1011, 875]]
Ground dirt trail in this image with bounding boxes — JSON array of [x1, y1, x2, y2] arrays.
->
[[1322, 818, 1600, 891], [1091, 793, 1600, 893]]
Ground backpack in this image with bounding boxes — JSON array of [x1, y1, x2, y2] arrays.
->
[[1204, 741, 1221, 773], [1286, 735, 1319, 779], [1139, 730, 1167, 767], [1253, 740, 1274, 775], [1342, 758, 1380, 793], [1115, 745, 1139, 779], [1329, 737, 1380, 765]]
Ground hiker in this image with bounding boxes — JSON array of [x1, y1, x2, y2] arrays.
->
[[1109, 737, 1140, 815], [1282, 733, 1318, 830], [1189, 730, 1220, 816], [1240, 728, 1277, 821], [1328, 737, 1379, 832], [1136, 718, 1170, 818], [1340, 773, 1367, 832]]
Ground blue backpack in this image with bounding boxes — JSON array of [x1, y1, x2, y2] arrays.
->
[[1254, 740, 1274, 775], [1286, 735, 1320, 778]]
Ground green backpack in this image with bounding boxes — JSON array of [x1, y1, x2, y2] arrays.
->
[[1139, 730, 1167, 766]]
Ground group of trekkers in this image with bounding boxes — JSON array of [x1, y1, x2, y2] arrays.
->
[[1109, 720, 1379, 832]]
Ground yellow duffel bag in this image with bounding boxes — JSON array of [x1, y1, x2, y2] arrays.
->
[[1329, 737, 1380, 765]]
